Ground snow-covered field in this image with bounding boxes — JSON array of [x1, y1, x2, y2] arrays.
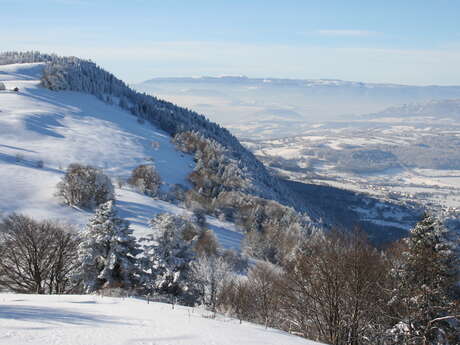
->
[[0, 293, 321, 345], [0, 63, 242, 250]]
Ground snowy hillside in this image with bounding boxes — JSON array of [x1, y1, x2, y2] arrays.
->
[[0, 52, 294, 210], [0, 293, 322, 345], [0, 63, 242, 250]]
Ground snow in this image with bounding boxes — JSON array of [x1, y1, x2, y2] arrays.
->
[[0, 293, 323, 345], [0, 62, 45, 81], [0, 63, 243, 251], [0, 63, 193, 186], [115, 189, 243, 251], [259, 147, 303, 159]]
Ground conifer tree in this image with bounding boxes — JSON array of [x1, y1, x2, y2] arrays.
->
[[76, 201, 141, 292], [388, 214, 459, 345], [140, 213, 198, 298]]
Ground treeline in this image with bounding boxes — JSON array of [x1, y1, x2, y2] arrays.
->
[[1, 210, 458, 345], [54, 153, 310, 266], [54, 142, 309, 267], [216, 215, 460, 345], [174, 131, 314, 264], [0, 201, 245, 302]]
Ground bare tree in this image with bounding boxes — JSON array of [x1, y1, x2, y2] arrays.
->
[[281, 229, 386, 345], [47, 227, 81, 294], [247, 261, 283, 328], [194, 229, 219, 258], [219, 276, 252, 323], [0, 214, 80, 294]]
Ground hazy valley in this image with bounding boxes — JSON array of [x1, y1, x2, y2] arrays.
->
[[137, 78, 460, 234]]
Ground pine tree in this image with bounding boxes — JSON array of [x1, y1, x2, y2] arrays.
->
[[140, 213, 197, 298], [76, 201, 141, 292], [388, 214, 459, 345]]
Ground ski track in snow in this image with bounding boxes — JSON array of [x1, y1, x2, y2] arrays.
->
[[0, 63, 243, 251]]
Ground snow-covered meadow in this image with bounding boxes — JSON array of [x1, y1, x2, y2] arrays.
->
[[0, 293, 322, 345]]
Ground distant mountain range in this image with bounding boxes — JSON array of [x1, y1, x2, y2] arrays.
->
[[366, 98, 460, 120], [141, 76, 460, 100], [137, 76, 460, 139], [144, 75, 459, 89]]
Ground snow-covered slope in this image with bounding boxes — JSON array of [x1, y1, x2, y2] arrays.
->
[[0, 63, 242, 250], [0, 293, 322, 345]]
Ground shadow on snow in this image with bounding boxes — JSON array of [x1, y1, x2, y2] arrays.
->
[[0, 305, 123, 326]]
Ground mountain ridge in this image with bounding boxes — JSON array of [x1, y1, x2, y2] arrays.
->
[[142, 75, 460, 89], [366, 98, 460, 119]]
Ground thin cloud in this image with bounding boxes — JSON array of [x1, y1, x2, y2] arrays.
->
[[317, 29, 378, 37], [3, 40, 460, 85], [51, 0, 94, 4]]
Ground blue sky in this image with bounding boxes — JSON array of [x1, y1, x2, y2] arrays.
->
[[2, 0, 460, 84]]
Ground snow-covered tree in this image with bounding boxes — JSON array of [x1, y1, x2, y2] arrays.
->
[[190, 208, 207, 228], [140, 213, 198, 299], [190, 255, 232, 311], [128, 164, 161, 197], [75, 201, 141, 292], [386, 214, 460, 345], [57, 163, 114, 209]]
